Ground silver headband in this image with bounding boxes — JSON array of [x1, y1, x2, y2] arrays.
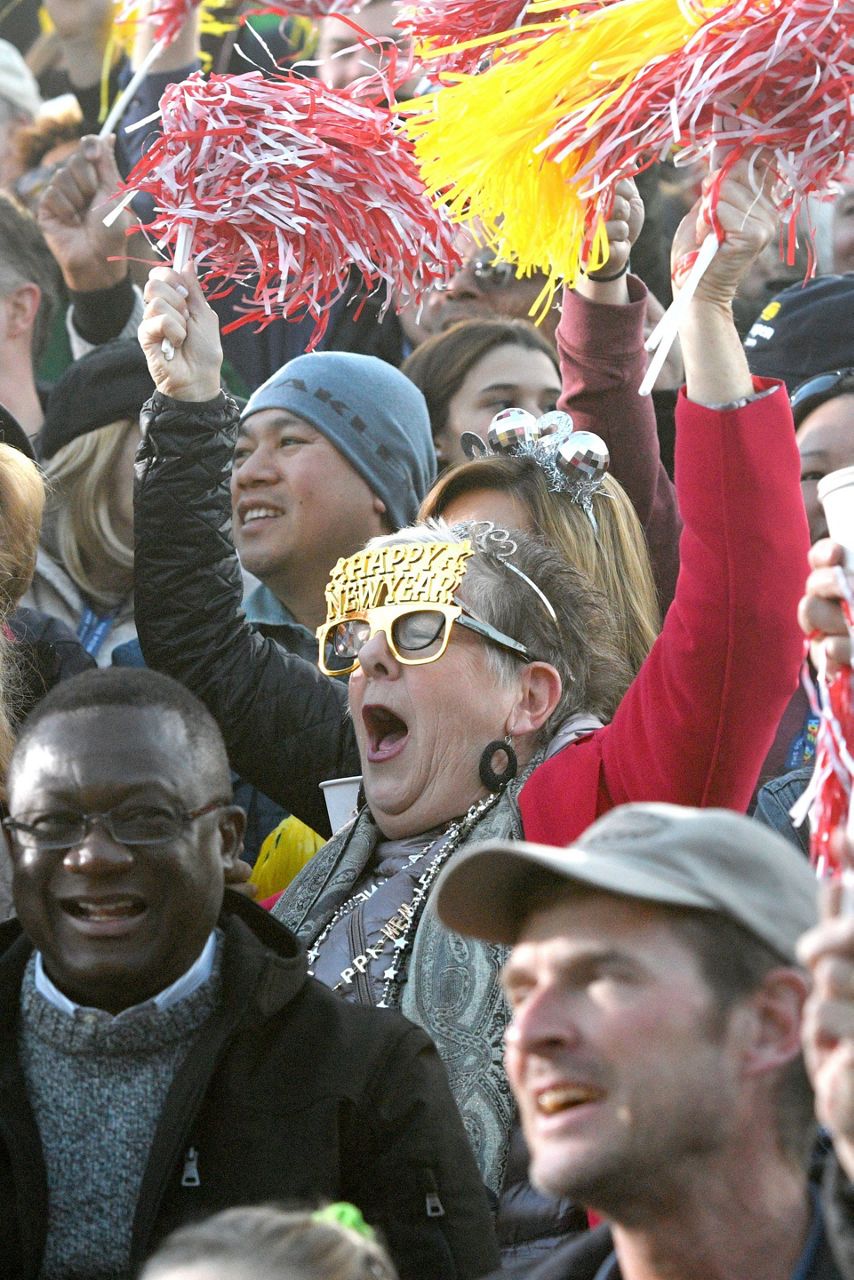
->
[[460, 520, 559, 625]]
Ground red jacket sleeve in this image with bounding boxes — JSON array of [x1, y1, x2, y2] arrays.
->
[[520, 380, 810, 844], [557, 279, 681, 611]]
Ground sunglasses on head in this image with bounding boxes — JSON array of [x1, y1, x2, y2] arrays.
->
[[791, 368, 854, 425], [317, 599, 532, 677]]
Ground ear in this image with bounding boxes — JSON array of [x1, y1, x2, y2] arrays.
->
[[372, 495, 387, 517], [0, 282, 41, 344], [433, 430, 449, 466], [216, 805, 247, 871], [736, 967, 809, 1080], [505, 661, 562, 739]]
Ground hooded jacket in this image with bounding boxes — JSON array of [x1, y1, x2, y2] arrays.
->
[[0, 892, 499, 1280]]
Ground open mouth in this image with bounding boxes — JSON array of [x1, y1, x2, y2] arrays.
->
[[362, 705, 409, 762], [240, 506, 283, 527], [537, 1085, 605, 1115], [61, 896, 147, 924]]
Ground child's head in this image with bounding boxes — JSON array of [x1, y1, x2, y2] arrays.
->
[[139, 1204, 399, 1280]]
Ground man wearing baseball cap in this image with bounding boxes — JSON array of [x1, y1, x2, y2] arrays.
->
[[436, 802, 842, 1280]]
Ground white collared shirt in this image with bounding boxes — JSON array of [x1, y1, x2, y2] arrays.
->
[[34, 931, 219, 1022]]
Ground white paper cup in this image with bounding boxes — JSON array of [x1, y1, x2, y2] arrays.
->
[[818, 466, 854, 568], [319, 775, 362, 833]]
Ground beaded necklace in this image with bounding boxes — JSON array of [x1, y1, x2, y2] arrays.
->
[[306, 789, 503, 1009]]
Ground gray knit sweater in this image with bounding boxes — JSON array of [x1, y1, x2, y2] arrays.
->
[[18, 947, 223, 1279]]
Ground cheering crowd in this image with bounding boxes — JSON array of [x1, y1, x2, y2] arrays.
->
[[0, 0, 853, 1277]]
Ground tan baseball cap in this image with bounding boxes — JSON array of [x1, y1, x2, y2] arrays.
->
[[435, 803, 819, 961]]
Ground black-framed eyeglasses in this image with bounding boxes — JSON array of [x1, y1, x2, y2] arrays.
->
[[791, 368, 854, 426], [2, 800, 228, 853]]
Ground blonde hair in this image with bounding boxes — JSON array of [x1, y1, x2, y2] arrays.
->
[[41, 419, 135, 610], [0, 442, 45, 799], [140, 1205, 399, 1280], [421, 455, 660, 679]]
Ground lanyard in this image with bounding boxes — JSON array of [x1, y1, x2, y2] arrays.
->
[[77, 605, 120, 658]]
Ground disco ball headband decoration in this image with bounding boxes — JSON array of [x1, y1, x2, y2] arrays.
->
[[460, 408, 610, 532]]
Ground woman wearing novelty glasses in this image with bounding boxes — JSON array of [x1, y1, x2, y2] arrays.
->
[[135, 158, 808, 1263]]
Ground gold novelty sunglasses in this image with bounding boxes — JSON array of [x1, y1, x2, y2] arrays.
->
[[317, 599, 533, 677]]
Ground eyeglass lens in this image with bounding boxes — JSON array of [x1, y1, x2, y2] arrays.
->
[[11, 808, 183, 849], [324, 610, 450, 670]]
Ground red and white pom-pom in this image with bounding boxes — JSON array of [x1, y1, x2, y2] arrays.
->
[[792, 578, 854, 877], [544, 0, 854, 256], [396, 0, 545, 74], [810, 665, 854, 875], [119, 69, 460, 346], [244, 5, 415, 101]]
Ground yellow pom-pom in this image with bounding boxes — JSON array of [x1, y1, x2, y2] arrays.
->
[[249, 814, 326, 898], [403, 0, 726, 304]]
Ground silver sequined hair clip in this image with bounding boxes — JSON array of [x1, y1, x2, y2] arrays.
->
[[460, 409, 610, 533]]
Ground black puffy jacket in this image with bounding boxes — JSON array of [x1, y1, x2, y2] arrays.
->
[[135, 390, 357, 839], [0, 892, 499, 1280]]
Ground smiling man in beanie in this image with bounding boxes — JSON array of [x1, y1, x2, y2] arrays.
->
[[434, 802, 841, 1280], [234, 350, 435, 654]]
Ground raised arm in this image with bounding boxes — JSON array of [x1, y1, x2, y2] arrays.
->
[[38, 134, 142, 355], [521, 157, 810, 836], [557, 178, 681, 610], [135, 266, 358, 836], [602, 157, 809, 807]]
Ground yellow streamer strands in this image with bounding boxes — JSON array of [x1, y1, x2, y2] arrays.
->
[[402, 0, 727, 313]]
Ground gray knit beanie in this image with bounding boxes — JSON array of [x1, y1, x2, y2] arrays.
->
[[241, 352, 436, 530]]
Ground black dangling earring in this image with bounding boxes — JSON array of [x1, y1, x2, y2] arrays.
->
[[479, 736, 518, 793]]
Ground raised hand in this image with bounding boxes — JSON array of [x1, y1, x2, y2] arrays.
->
[[670, 156, 776, 310], [139, 265, 223, 402], [670, 155, 777, 404], [38, 135, 131, 293], [589, 179, 644, 276], [799, 540, 853, 674]]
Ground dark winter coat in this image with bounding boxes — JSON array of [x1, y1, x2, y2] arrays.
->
[[0, 892, 499, 1280]]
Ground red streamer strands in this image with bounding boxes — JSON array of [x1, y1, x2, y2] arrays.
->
[[115, 0, 204, 48], [119, 70, 460, 346], [148, 0, 203, 45], [397, 0, 534, 73], [798, 584, 854, 878], [543, 0, 854, 252], [810, 666, 854, 876]]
